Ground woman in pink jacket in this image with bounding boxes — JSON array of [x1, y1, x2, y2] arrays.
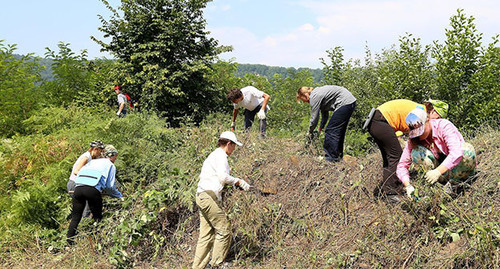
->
[[397, 107, 476, 197]]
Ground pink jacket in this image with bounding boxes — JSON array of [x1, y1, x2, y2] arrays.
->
[[397, 119, 464, 185]]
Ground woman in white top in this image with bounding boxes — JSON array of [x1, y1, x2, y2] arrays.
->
[[67, 140, 105, 217]]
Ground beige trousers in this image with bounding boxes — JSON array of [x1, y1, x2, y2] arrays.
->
[[192, 191, 232, 269]]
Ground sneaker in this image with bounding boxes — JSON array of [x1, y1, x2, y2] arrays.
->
[[209, 262, 231, 269], [386, 194, 402, 205]]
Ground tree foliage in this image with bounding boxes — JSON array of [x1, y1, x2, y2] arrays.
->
[[93, 0, 227, 124], [236, 63, 324, 84], [0, 41, 41, 137], [433, 9, 484, 127], [42, 42, 117, 109], [321, 9, 499, 129]]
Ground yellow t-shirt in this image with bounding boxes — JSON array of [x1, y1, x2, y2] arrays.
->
[[377, 99, 425, 133]]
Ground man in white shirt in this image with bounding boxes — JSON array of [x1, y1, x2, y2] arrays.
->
[[227, 86, 270, 137], [192, 131, 251, 269]]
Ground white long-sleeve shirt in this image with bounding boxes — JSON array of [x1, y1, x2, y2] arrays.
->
[[196, 148, 240, 200]]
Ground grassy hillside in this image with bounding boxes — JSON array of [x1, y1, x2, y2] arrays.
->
[[0, 108, 498, 268]]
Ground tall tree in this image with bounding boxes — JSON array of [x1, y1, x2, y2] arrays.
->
[[321, 46, 345, 85], [432, 9, 482, 126], [93, 0, 228, 123], [42, 43, 115, 109], [376, 33, 433, 102], [0, 42, 41, 137]]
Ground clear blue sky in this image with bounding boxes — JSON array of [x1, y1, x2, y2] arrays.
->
[[1, 0, 498, 68]]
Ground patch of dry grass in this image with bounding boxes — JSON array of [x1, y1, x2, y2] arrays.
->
[[2, 127, 498, 268]]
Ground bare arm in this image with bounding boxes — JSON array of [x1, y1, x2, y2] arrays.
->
[[72, 156, 89, 175], [232, 108, 239, 122], [261, 93, 270, 110], [118, 102, 125, 114]]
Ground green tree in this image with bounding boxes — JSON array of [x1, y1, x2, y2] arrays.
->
[[42, 42, 116, 110], [0, 41, 41, 137], [469, 36, 500, 127], [269, 69, 315, 134], [94, 0, 228, 124], [340, 48, 380, 127], [432, 9, 482, 126], [376, 33, 433, 102], [321, 46, 345, 85], [205, 60, 241, 112]]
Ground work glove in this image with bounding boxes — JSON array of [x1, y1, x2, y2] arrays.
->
[[238, 179, 250, 191], [116, 111, 121, 116], [231, 121, 235, 131], [425, 169, 442, 185], [257, 110, 266, 120], [405, 184, 415, 198]]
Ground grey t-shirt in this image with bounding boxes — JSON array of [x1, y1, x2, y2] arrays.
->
[[117, 93, 128, 111], [309, 85, 356, 133]]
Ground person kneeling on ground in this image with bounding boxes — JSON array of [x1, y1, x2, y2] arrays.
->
[[397, 107, 476, 198], [227, 86, 270, 137], [424, 99, 449, 120], [297, 85, 356, 162], [192, 131, 251, 269], [66, 144, 123, 245]]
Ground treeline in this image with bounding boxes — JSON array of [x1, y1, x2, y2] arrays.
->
[[236, 63, 324, 83]]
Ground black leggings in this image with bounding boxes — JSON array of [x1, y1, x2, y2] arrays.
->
[[66, 185, 103, 242], [368, 110, 404, 196]]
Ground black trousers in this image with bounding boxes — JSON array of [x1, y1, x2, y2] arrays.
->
[[66, 185, 103, 243], [324, 102, 356, 162], [244, 103, 267, 134], [368, 110, 404, 195]]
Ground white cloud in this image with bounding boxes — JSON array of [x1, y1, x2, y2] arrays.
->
[[298, 23, 315, 31], [209, 0, 500, 68]]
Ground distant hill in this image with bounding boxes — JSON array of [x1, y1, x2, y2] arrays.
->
[[237, 63, 324, 83], [14, 54, 324, 84], [13, 54, 55, 81]]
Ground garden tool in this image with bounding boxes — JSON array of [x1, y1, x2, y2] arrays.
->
[[250, 186, 277, 196]]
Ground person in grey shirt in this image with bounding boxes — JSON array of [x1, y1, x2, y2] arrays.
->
[[297, 85, 356, 162], [114, 85, 128, 117]]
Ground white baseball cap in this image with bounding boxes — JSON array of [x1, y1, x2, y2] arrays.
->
[[406, 107, 428, 138], [220, 131, 242, 146]]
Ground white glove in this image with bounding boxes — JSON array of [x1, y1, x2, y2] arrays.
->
[[231, 121, 235, 129], [116, 111, 121, 116], [425, 169, 442, 184], [405, 185, 415, 198], [238, 179, 250, 191], [257, 110, 266, 120]]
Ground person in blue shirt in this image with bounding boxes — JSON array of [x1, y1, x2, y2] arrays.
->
[[66, 144, 123, 244]]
